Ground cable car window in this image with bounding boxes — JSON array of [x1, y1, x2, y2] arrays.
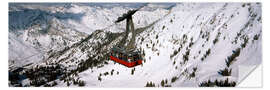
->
[[128, 57, 131, 62], [124, 55, 127, 61]]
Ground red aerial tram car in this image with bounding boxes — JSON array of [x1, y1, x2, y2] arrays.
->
[[109, 6, 145, 67], [109, 46, 142, 67]]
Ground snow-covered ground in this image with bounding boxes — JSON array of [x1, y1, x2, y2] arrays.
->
[[9, 3, 262, 87]]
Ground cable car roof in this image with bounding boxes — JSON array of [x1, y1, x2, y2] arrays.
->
[[111, 46, 140, 56]]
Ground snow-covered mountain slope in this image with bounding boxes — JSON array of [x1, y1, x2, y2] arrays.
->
[[133, 3, 262, 87], [8, 3, 261, 87], [8, 3, 168, 68], [9, 7, 88, 68], [72, 3, 261, 87]]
